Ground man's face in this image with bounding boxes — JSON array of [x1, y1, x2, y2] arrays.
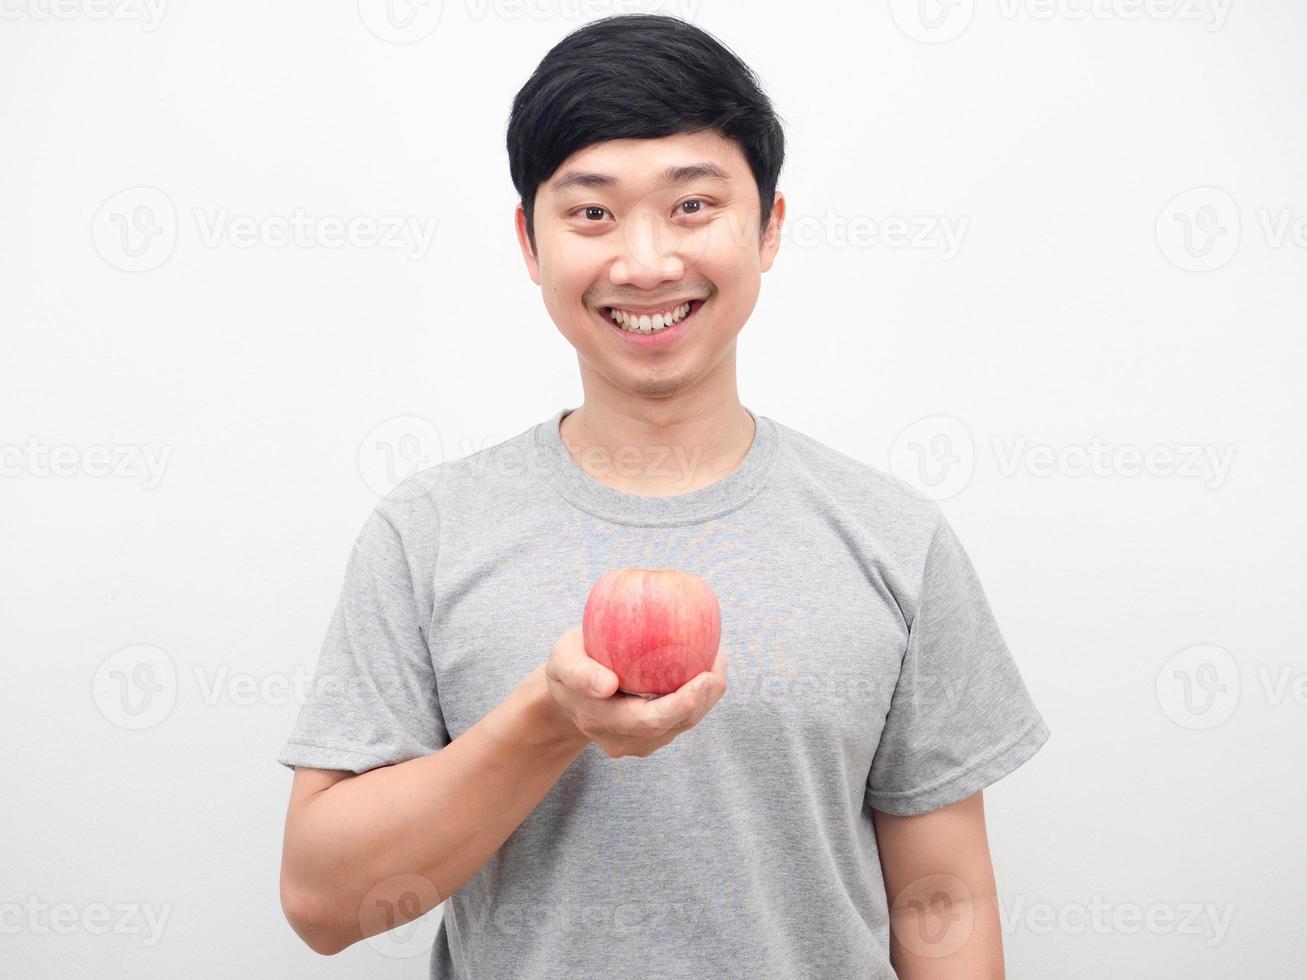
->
[[517, 129, 784, 400]]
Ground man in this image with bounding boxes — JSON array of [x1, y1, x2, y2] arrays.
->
[[277, 13, 1050, 978]]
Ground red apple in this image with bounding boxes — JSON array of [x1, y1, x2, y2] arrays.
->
[[582, 568, 721, 697]]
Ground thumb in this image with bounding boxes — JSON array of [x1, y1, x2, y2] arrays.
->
[[588, 663, 616, 697]]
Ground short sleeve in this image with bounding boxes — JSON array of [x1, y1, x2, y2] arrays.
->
[[276, 506, 448, 774], [866, 510, 1050, 816]]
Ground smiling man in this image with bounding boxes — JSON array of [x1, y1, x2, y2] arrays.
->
[[517, 115, 781, 497], [276, 13, 1050, 979]]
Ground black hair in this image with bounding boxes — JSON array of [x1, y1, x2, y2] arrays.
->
[[506, 13, 786, 256]]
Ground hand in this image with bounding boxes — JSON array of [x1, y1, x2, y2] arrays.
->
[[542, 627, 728, 759]]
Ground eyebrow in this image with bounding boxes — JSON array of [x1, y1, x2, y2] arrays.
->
[[548, 161, 733, 194]]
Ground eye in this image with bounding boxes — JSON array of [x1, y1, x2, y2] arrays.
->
[[570, 200, 711, 222]]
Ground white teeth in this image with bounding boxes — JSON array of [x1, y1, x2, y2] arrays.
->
[[607, 302, 692, 333]]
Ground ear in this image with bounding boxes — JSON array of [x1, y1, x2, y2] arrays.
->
[[759, 191, 785, 274], [515, 204, 542, 286]]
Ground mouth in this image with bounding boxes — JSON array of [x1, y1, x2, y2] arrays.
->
[[596, 299, 707, 349]]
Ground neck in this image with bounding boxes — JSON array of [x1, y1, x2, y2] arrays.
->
[[558, 397, 756, 497]]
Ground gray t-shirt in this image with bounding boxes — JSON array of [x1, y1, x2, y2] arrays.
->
[[277, 405, 1051, 979]]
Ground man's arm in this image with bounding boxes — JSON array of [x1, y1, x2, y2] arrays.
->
[[871, 791, 1006, 979], [279, 629, 728, 957], [279, 665, 589, 956]]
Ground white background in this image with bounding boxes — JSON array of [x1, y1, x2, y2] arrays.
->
[[2, 1, 1303, 977]]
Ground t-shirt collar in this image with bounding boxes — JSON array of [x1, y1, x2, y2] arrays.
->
[[533, 405, 779, 527]]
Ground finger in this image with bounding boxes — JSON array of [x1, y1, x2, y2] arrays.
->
[[586, 663, 617, 698], [570, 651, 616, 700], [690, 646, 730, 704], [551, 629, 617, 698], [633, 675, 711, 732], [544, 630, 581, 686], [673, 647, 728, 700], [710, 644, 730, 681]]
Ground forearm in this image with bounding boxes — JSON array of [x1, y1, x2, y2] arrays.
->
[[282, 665, 589, 954]]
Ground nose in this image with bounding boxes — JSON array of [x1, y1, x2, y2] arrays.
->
[[609, 207, 686, 287]]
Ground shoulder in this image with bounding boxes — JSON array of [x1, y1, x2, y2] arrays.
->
[[368, 416, 544, 545], [771, 418, 944, 541]]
